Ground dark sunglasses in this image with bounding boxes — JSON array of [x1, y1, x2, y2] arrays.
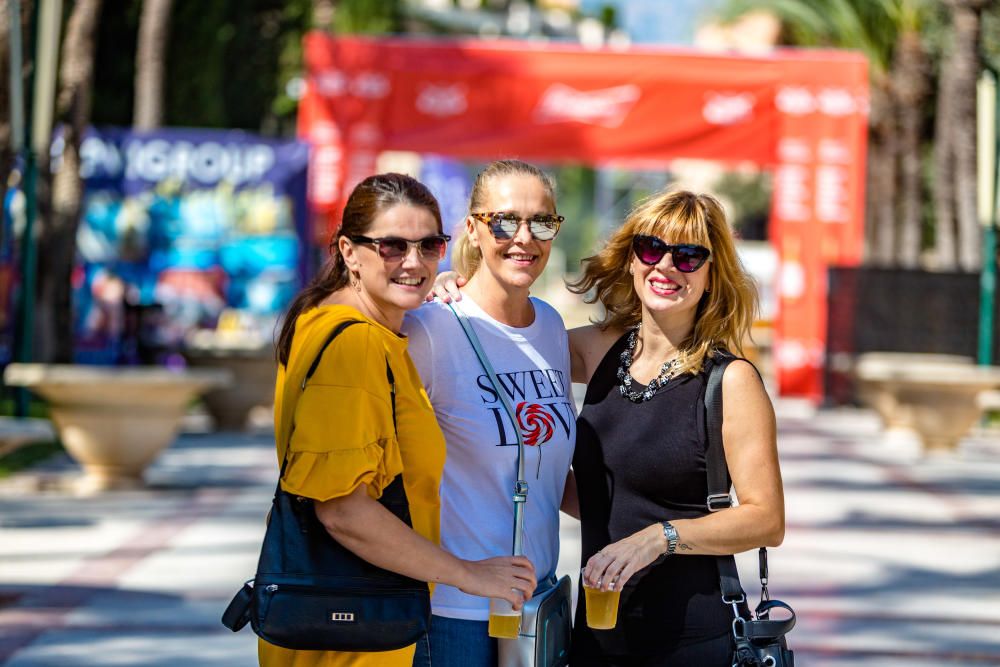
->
[[632, 235, 711, 273], [470, 211, 564, 241], [349, 234, 451, 262]]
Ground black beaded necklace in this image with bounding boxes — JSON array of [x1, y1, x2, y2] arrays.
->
[[617, 323, 681, 403]]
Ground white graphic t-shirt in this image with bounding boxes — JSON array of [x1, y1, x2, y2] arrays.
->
[[402, 295, 576, 621]]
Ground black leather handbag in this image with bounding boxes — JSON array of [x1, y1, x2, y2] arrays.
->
[[705, 354, 796, 667], [221, 320, 431, 651]]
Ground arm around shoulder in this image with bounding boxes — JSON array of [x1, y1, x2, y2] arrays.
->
[[568, 325, 622, 385]]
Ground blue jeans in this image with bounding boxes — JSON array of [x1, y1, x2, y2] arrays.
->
[[411, 631, 433, 667], [415, 615, 497, 667]]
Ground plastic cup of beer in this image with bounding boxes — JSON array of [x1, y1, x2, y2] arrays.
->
[[487, 597, 521, 639], [583, 577, 622, 630]]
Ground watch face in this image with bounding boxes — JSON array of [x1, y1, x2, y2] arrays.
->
[[662, 522, 678, 555]]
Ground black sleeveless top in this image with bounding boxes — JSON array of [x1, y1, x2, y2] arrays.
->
[[572, 332, 732, 657]]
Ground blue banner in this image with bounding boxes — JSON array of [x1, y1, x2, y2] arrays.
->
[[69, 127, 309, 364], [420, 155, 471, 273]]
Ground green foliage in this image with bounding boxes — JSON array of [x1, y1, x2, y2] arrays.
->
[[718, 0, 933, 77], [0, 441, 62, 478], [599, 4, 618, 30], [713, 170, 773, 241], [91, 0, 401, 135], [91, 0, 313, 134], [553, 165, 600, 273], [984, 4, 1000, 70], [334, 0, 403, 35], [0, 398, 50, 419]]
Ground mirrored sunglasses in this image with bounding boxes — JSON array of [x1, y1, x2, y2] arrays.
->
[[349, 234, 451, 262], [470, 212, 564, 241], [632, 235, 711, 273]]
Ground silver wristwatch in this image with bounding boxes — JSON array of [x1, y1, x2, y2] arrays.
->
[[660, 521, 678, 556]]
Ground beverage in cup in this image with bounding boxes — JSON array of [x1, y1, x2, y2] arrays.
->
[[583, 579, 622, 630], [487, 597, 521, 639]]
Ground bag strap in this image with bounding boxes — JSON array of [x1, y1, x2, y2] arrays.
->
[[281, 318, 397, 479], [704, 352, 734, 513], [705, 353, 755, 604], [447, 302, 528, 558], [705, 353, 778, 610]]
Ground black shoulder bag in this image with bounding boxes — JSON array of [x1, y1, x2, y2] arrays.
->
[[221, 319, 431, 651], [705, 353, 796, 667]]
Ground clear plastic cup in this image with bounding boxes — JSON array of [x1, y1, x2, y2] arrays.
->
[[582, 577, 622, 630], [487, 597, 521, 639]]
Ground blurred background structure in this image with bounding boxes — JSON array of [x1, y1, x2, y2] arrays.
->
[[0, 0, 998, 404], [1, 0, 1000, 664]]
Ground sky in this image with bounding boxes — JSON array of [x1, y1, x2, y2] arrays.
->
[[579, 0, 724, 45]]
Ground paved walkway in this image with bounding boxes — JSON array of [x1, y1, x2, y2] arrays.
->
[[1, 401, 999, 666]]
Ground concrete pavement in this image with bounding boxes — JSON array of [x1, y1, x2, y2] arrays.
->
[[1, 401, 999, 666]]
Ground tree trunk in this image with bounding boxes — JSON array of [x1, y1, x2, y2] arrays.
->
[[949, 0, 985, 272], [34, 0, 103, 362], [932, 56, 957, 270], [934, 0, 988, 273], [0, 2, 31, 224], [892, 29, 929, 269], [133, 0, 173, 130], [867, 81, 898, 267]]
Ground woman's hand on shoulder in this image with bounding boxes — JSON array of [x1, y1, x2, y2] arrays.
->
[[455, 556, 537, 610], [425, 271, 467, 303]]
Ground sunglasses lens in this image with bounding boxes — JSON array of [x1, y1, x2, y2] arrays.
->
[[376, 239, 408, 260], [419, 237, 448, 259], [633, 235, 666, 265], [489, 214, 518, 240], [528, 217, 561, 241], [674, 245, 710, 273]]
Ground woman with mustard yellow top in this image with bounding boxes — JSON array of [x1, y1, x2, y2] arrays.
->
[[260, 173, 536, 667]]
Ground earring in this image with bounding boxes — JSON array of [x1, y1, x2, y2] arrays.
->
[[350, 270, 361, 292], [628, 266, 634, 275]]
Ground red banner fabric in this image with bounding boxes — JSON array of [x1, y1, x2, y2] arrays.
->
[[299, 34, 868, 400]]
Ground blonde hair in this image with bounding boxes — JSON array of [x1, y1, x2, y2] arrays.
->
[[452, 159, 557, 277], [567, 190, 758, 376]]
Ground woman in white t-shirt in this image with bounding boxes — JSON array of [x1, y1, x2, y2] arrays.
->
[[402, 160, 576, 667]]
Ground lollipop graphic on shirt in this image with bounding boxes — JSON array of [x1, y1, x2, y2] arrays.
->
[[516, 402, 555, 446]]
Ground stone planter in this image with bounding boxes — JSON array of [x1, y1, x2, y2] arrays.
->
[[3, 364, 231, 492], [853, 353, 1000, 453], [182, 344, 276, 431]]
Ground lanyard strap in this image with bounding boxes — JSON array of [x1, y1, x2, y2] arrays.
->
[[448, 302, 528, 558]]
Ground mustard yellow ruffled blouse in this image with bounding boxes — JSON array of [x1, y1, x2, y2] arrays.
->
[[259, 305, 445, 667]]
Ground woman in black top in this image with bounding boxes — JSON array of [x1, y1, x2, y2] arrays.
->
[[565, 190, 785, 665]]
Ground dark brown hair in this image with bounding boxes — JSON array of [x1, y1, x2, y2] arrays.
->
[[275, 173, 443, 366]]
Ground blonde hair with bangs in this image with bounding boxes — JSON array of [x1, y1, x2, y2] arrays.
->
[[567, 189, 758, 376]]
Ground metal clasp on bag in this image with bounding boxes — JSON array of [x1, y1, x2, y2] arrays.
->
[[513, 480, 528, 503], [723, 593, 745, 621], [707, 493, 732, 512]]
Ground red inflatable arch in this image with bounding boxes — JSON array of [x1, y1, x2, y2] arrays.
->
[[298, 34, 869, 401]]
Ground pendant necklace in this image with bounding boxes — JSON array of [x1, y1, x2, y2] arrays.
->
[[617, 323, 680, 403]]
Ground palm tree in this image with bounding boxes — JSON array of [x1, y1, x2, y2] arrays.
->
[[133, 0, 174, 131], [934, 0, 990, 272], [720, 0, 932, 268]]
